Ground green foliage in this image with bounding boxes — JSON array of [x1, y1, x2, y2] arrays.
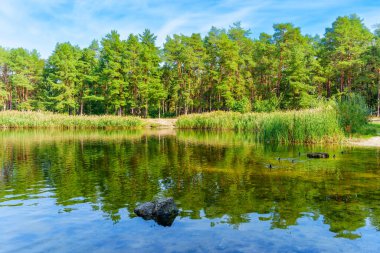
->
[[139, 29, 166, 117], [272, 23, 317, 109], [232, 97, 251, 113], [254, 96, 281, 112], [45, 42, 81, 114], [163, 32, 208, 115], [176, 106, 343, 143], [0, 47, 44, 110], [77, 40, 102, 115], [0, 111, 144, 129], [99, 31, 128, 115], [336, 94, 369, 133], [0, 14, 379, 120], [352, 122, 380, 137], [323, 15, 373, 94]]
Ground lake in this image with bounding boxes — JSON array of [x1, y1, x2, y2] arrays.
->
[[0, 129, 379, 253]]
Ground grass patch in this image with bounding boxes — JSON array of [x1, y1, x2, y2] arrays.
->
[[351, 123, 380, 138], [176, 106, 344, 144], [0, 111, 144, 129]]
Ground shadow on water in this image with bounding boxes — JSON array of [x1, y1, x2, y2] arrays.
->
[[0, 129, 379, 240]]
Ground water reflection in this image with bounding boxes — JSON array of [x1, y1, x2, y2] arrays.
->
[[0, 129, 379, 240]]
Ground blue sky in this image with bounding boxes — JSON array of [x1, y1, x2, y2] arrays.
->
[[0, 0, 379, 58]]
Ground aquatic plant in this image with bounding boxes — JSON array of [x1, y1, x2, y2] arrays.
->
[[176, 106, 344, 143], [0, 111, 144, 129]]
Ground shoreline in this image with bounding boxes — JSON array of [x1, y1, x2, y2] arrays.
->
[[349, 137, 380, 147], [143, 118, 177, 128], [1, 111, 378, 147]]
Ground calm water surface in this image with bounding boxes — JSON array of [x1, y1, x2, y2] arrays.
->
[[0, 129, 379, 253]]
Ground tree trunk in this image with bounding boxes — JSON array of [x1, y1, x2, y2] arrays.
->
[[340, 71, 345, 93], [276, 48, 283, 97], [80, 102, 84, 115], [347, 71, 352, 91], [209, 95, 212, 112], [145, 102, 148, 118], [7, 91, 12, 110], [326, 79, 331, 98], [3, 64, 11, 110]]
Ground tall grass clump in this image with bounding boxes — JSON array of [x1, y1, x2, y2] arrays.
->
[[335, 94, 369, 134], [0, 111, 144, 129], [176, 106, 344, 144]]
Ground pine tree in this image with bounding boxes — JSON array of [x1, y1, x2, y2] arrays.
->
[[77, 41, 102, 115], [8, 48, 44, 110], [100, 31, 128, 115], [45, 42, 81, 114], [272, 23, 315, 109], [139, 29, 166, 117], [0, 47, 11, 110], [323, 14, 373, 93]]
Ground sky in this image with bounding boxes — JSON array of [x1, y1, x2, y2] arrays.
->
[[0, 0, 379, 58]]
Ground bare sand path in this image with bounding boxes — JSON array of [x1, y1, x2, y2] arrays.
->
[[350, 137, 380, 147], [143, 118, 177, 128], [349, 118, 380, 147]]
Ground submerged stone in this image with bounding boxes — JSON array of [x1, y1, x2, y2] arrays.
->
[[134, 197, 179, 227], [155, 212, 178, 227], [307, 152, 329, 158], [153, 197, 179, 216], [134, 201, 155, 219]]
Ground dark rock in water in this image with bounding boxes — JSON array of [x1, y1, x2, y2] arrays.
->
[[153, 197, 179, 217], [307, 152, 329, 158], [154, 211, 178, 227], [134, 202, 155, 219], [134, 197, 179, 227]]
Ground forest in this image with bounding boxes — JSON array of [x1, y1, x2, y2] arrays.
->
[[0, 14, 379, 117]]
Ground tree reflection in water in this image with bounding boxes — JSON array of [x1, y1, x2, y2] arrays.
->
[[0, 129, 379, 239]]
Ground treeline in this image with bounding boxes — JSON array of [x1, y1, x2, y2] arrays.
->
[[0, 14, 379, 117]]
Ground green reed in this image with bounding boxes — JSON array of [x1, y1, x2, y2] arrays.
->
[[176, 106, 344, 143], [0, 111, 144, 129]]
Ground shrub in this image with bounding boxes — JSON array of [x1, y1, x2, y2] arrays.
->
[[336, 94, 369, 133], [232, 97, 252, 113], [253, 97, 281, 112]]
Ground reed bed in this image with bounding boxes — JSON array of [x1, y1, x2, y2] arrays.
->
[[176, 106, 344, 143], [0, 111, 144, 129]]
